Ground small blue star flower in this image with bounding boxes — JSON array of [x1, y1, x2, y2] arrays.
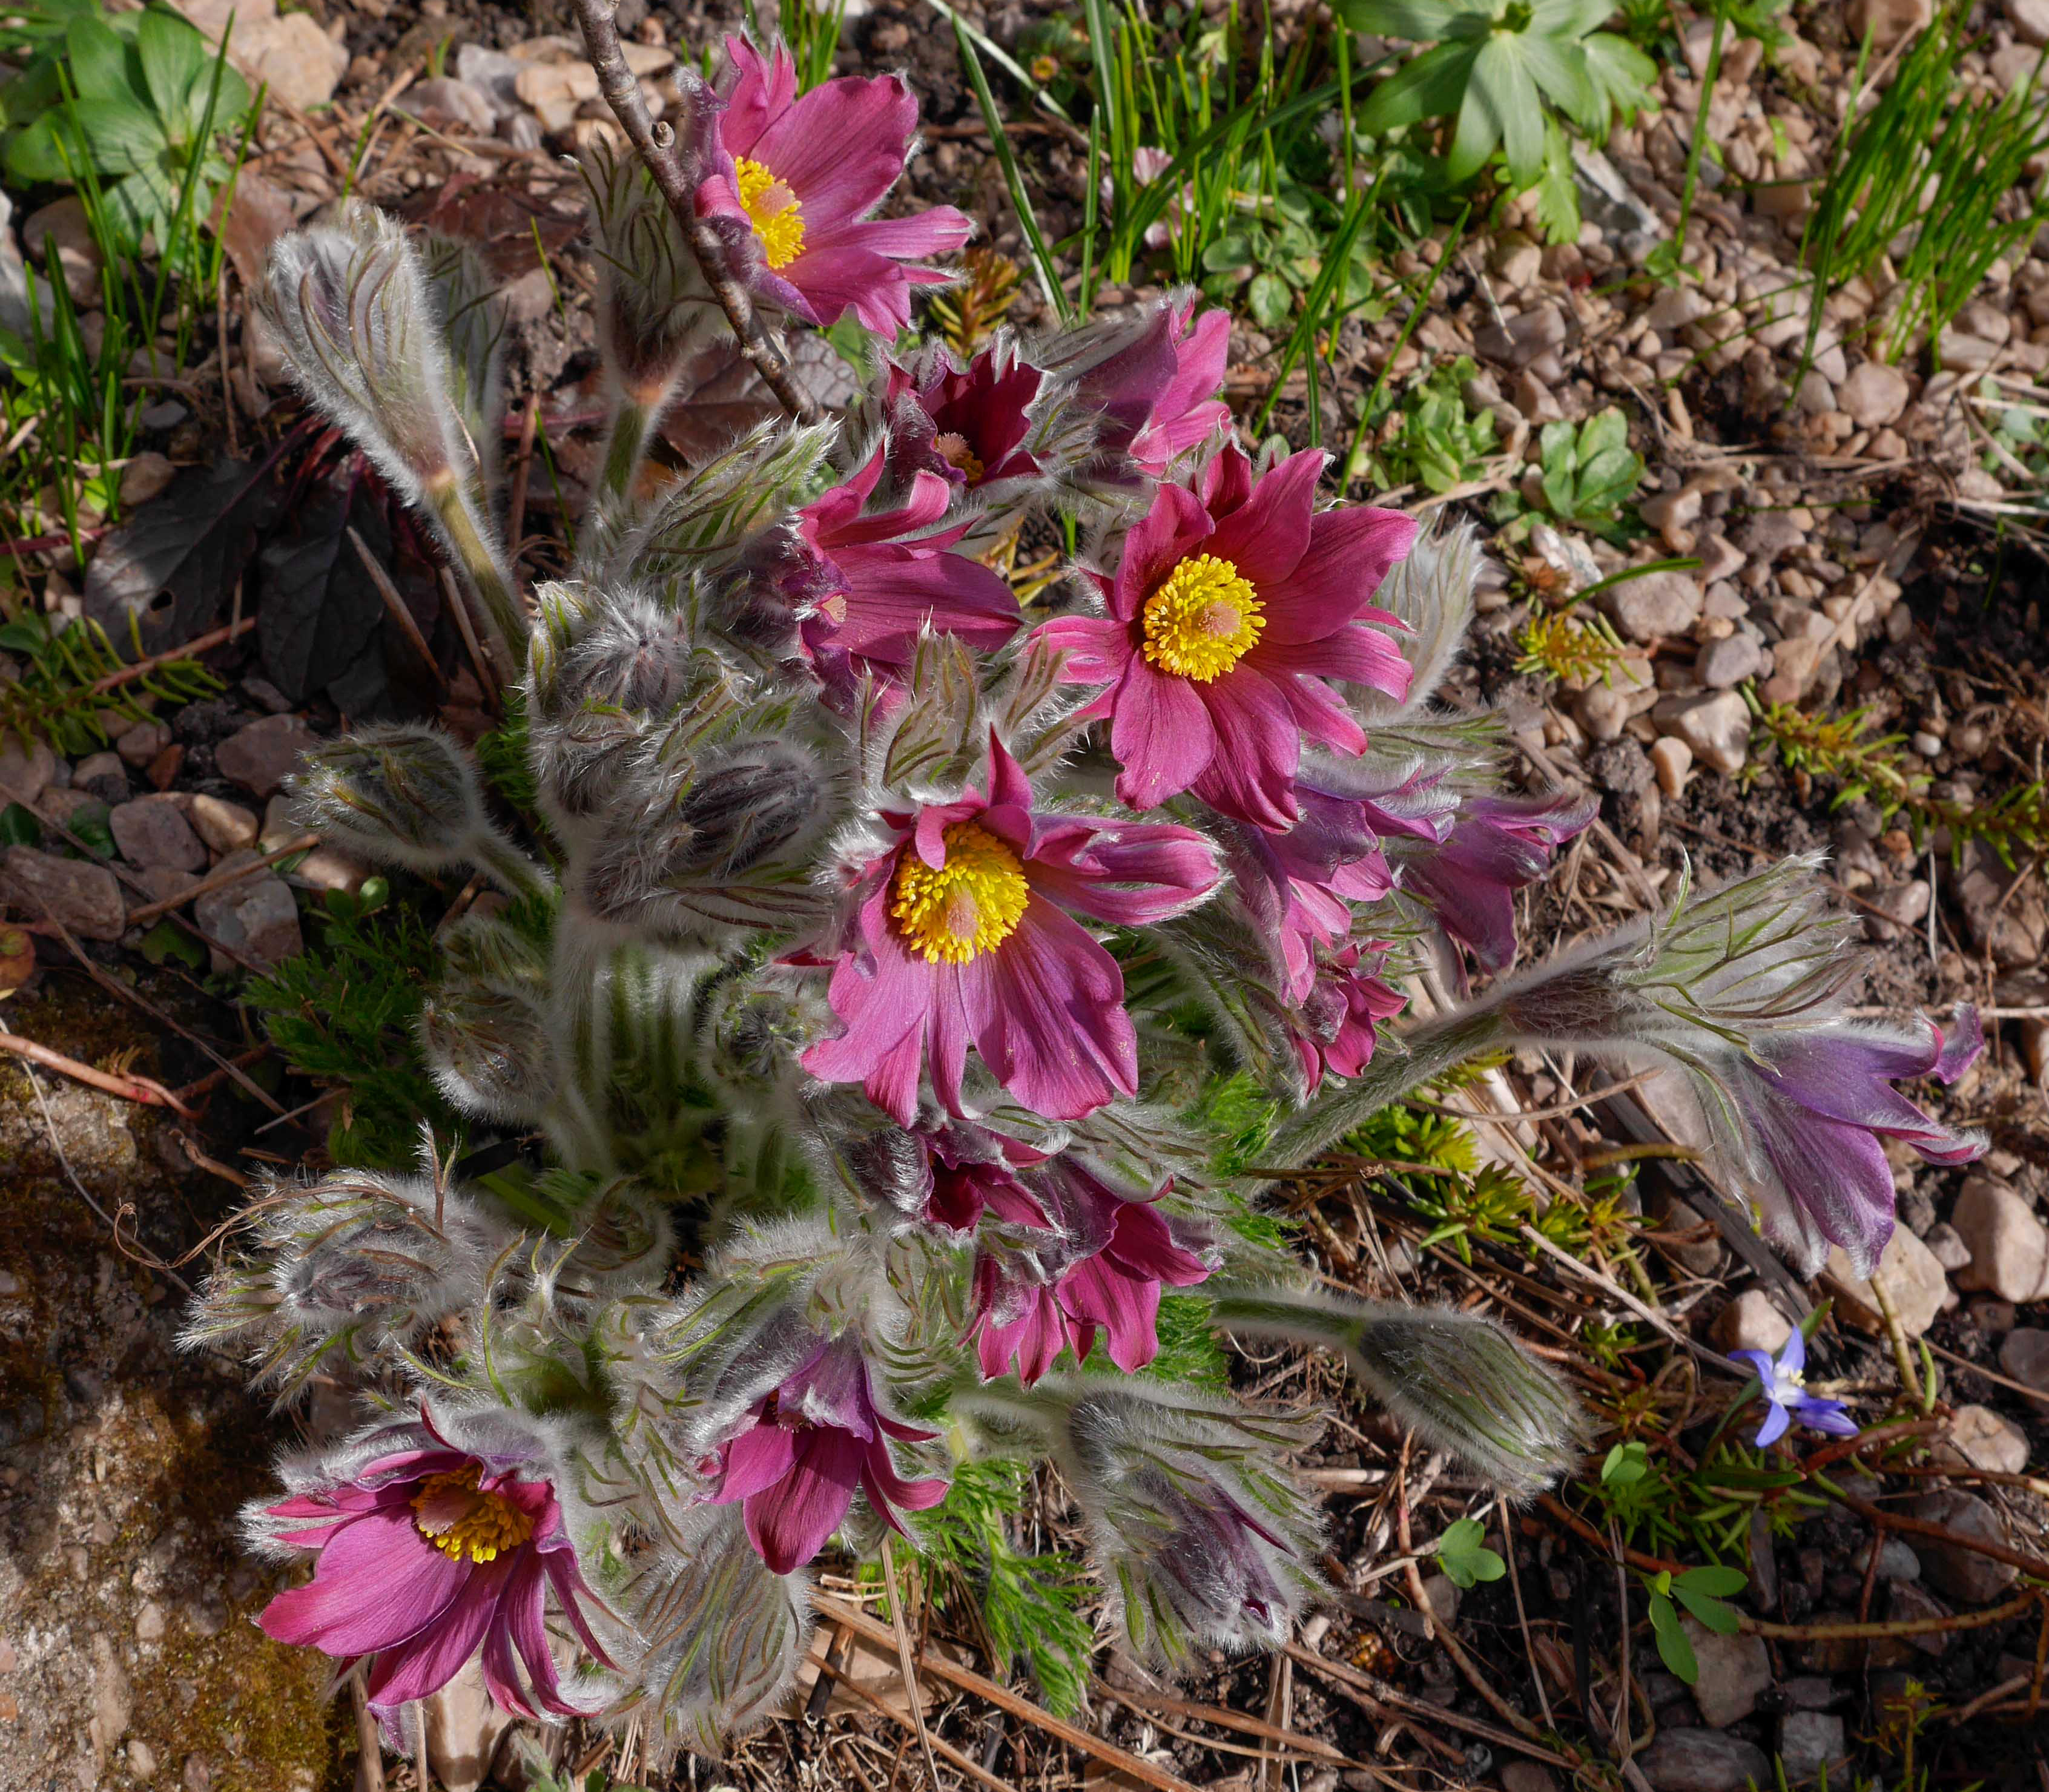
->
[[1730, 1328, 1859, 1448]]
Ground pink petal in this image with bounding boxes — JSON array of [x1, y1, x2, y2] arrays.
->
[[715, 1418, 803, 1503], [744, 1427, 865, 1573], [1201, 449, 1322, 588], [1035, 614, 1133, 686], [1187, 667, 1304, 830], [1056, 1251, 1162, 1373], [363, 1558, 513, 1707], [1109, 656, 1218, 811], [747, 72, 920, 227], [819, 542, 1021, 666], [859, 1438, 951, 1529], [1025, 817, 1220, 926], [716, 36, 796, 160], [973, 898, 1137, 1120], [1258, 506, 1419, 646], [1111, 481, 1215, 623], [1252, 624, 1412, 697], [259, 1507, 472, 1658]]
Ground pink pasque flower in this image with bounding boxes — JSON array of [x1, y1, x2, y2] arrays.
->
[[973, 1174, 1212, 1383], [800, 731, 1220, 1124], [1402, 791, 1596, 975], [255, 1412, 615, 1724], [885, 343, 1043, 494], [919, 1127, 1054, 1234], [1288, 943, 1407, 1093], [1038, 445, 1415, 829], [712, 1338, 948, 1574], [797, 447, 1021, 684], [698, 38, 971, 334], [1065, 294, 1230, 479]]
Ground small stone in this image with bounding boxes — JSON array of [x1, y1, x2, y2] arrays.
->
[[193, 852, 303, 971], [128, 1737, 159, 1779], [1502, 1767, 1556, 1792], [1607, 570, 1702, 642], [232, 12, 347, 110], [1838, 362, 1912, 429], [1825, 1227, 1949, 1339], [187, 794, 260, 857], [114, 719, 171, 768], [1711, 1288, 1792, 1356], [1696, 631, 1763, 688], [2000, 1328, 2049, 1403], [292, 845, 369, 897], [1475, 304, 1569, 368], [1, 846, 124, 940], [1669, 690, 1750, 775], [136, 1599, 167, 1641], [1889, 1581, 1953, 1655], [1779, 1711, 1850, 1782], [119, 452, 176, 506], [1924, 1222, 1971, 1271], [182, 1757, 213, 1792], [1940, 1404, 2030, 1475], [1489, 237, 1543, 291], [1640, 487, 1703, 549], [1864, 878, 1932, 942], [421, 1660, 514, 1792], [22, 196, 101, 306], [1686, 1622, 1771, 1727], [2010, 0, 2049, 49], [214, 713, 316, 798], [1951, 1177, 2049, 1302], [1649, 735, 1694, 798], [395, 75, 497, 135], [74, 749, 129, 801], [110, 795, 207, 872], [1640, 1728, 1769, 1792], [1908, 1490, 2019, 1602], [0, 738, 55, 805], [1939, 331, 2000, 374], [1850, 1537, 1920, 1583]]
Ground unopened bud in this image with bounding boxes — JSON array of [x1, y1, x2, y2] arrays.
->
[[419, 975, 554, 1125], [290, 723, 487, 871]]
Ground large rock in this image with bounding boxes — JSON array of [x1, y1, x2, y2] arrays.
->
[[1951, 1177, 2049, 1302], [1668, 691, 1752, 775], [1686, 1622, 1771, 1727], [1640, 1729, 1770, 1792], [1475, 304, 1569, 368], [1908, 1490, 2019, 1603], [214, 714, 315, 799], [1825, 1226, 1950, 1339], [1, 846, 124, 941], [186, 795, 259, 857]]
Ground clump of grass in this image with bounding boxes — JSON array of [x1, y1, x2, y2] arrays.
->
[[0, 609, 219, 754], [1799, 0, 2049, 369]]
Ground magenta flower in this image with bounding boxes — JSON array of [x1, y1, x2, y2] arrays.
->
[[973, 1171, 1212, 1382], [885, 344, 1043, 493], [1288, 944, 1407, 1093], [1038, 446, 1414, 829], [712, 1338, 949, 1574], [698, 38, 971, 334], [920, 1128, 1054, 1234], [1063, 295, 1231, 479], [797, 447, 1022, 684], [255, 1412, 615, 1723], [800, 731, 1220, 1123], [1402, 791, 1595, 974], [1730, 1009, 1986, 1279]]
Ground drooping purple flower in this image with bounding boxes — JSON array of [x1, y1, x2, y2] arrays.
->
[[800, 732, 1220, 1124], [1037, 445, 1414, 829], [254, 1411, 615, 1724], [1730, 1328, 1857, 1448], [698, 38, 971, 335], [712, 1337, 949, 1575], [972, 1168, 1212, 1382], [1727, 1009, 1986, 1279], [1402, 789, 1595, 975], [1288, 943, 1407, 1094], [797, 447, 1022, 684], [885, 343, 1043, 493], [920, 1128, 1055, 1234]]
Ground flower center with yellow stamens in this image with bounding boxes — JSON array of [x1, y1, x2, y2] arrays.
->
[[1141, 553, 1264, 682], [891, 823, 1030, 964], [933, 432, 985, 484], [411, 1464, 535, 1564], [735, 157, 805, 270]]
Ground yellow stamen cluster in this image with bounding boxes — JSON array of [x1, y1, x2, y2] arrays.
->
[[933, 432, 986, 485], [411, 1464, 535, 1564], [891, 823, 1030, 964], [736, 157, 806, 270], [1141, 553, 1265, 682]]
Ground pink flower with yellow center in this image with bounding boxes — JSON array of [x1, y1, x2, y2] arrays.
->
[[253, 1412, 615, 1725], [699, 38, 972, 335], [1036, 446, 1416, 829], [800, 732, 1220, 1124]]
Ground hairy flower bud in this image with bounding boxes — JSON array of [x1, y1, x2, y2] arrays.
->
[[421, 231, 510, 497], [1054, 1383, 1323, 1663], [183, 1168, 515, 1401], [419, 974, 555, 1125]]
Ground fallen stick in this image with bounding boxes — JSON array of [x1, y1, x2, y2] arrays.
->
[[0, 1029, 196, 1115], [124, 832, 320, 930]]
